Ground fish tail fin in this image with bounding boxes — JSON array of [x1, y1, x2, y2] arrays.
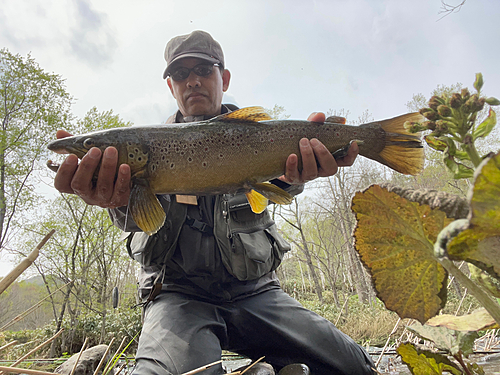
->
[[363, 113, 424, 175]]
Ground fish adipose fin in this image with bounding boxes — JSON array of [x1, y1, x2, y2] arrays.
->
[[364, 113, 424, 175], [325, 115, 346, 124], [245, 182, 294, 213], [129, 180, 166, 235], [216, 106, 273, 123]]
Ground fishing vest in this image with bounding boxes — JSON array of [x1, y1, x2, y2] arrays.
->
[[126, 193, 291, 282]]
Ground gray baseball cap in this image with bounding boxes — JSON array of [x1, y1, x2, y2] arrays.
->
[[163, 30, 225, 79]]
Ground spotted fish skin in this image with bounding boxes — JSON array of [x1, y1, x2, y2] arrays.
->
[[47, 106, 424, 234]]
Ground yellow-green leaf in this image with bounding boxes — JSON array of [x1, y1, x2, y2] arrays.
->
[[425, 135, 447, 152], [473, 108, 497, 140], [352, 185, 453, 323], [406, 322, 478, 356], [426, 308, 499, 331], [396, 343, 462, 375], [448, 152, 500, 280]]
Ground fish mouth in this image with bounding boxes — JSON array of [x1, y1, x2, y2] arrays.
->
[[47, 139, 89, 158]]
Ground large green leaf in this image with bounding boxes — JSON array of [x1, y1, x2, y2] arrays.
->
[[448, 152, 500, 280], [406, 322, 478, 356], [396, 343, 462, 375], [352, 185, 453, 323]]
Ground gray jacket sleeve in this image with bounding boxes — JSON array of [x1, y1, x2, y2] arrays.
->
[[108, 206, 140, 232]]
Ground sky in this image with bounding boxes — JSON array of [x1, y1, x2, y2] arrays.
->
[[0, 0, 499, 276]]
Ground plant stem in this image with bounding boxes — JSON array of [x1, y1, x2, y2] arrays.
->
[[463, 135, 482, 168], [453, 352, 472, 375], [438, 256, 500, 325]]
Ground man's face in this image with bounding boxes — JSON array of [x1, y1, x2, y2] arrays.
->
[[167, 57, 231, 118]]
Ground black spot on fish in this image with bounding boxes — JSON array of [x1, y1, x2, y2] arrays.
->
[[170, 163, 175, 169]]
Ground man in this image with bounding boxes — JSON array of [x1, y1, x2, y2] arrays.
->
[[54, 30, 375, 375]]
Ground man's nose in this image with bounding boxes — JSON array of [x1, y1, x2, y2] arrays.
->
[[186, 72, 201, 88]]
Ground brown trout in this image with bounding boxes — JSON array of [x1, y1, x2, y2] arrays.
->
[[48, 106, 423, 235]]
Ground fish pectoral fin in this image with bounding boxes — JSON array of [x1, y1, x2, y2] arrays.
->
[[331, 140, 365, 159], [245, 190, 268, 214], [215, 106, 272, 123], [129, 181, 166, 236], [251, 182, 293, 206]]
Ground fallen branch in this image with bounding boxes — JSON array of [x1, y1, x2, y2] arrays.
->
[[180, 360, 223, 375], [70, 337, 89, 375], [0, 341, 18, 353], [0, 329, 64, 375], [0, 365, 62, 375], [0, 230, 55, 295], [92, 337, 115, 375]]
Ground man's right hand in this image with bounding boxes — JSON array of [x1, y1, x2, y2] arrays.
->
[[53, 130, 131, 209]]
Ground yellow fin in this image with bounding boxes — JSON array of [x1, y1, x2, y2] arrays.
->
[[378, 112, 423, 136], [217, 106, 272, 122], [252, 182, 293, 205], [366, 113, 424, 175], [129, 181, 166, 235], [245, 190, 268, 214]]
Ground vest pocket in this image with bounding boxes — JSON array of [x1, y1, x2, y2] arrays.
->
[[216, 196, 291, 281]]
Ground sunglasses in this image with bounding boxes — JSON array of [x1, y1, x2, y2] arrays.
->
[[168, 63, 219, 82]]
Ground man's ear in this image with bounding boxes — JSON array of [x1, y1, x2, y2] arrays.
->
[[222, 69, 231, 92], [167, 78, 176, 98]]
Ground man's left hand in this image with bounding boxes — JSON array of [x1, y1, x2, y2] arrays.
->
[[280, 112, 359, 184]]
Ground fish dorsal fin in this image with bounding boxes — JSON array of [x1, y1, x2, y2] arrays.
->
[[217, 106, 272, 122], [325, 115, 346, 124]]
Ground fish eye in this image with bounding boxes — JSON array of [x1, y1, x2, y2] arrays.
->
[[83, 138, 94, 149]]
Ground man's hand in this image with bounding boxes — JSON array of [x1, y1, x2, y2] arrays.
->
[[53, 130, 131, 208], [280, 112, 359, 184]]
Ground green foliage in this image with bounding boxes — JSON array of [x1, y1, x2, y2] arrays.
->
[[0, 48, 73, 249], [447, 153, 500, 280], [408, 73, 499, 176], [352, 74, 500, 374], [396, 343, 463, 375]]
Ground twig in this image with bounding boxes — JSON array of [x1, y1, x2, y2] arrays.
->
[[0, 230, 55, 295], [335, 298, 349, 326], [454, 288, 468, 315], [0, 341, 18, 352], [114, 362, 127, 375], [102, 336, 126, 375], [180, 360, 223, 375], [239, 356, 265, 375], [0, 365, 62, 375], [375, 318, 401, 368], [70, 337, 89, 375], [92, 337, 115, 375], [0, 280, 73, 331], [0, 329, 64, 375]]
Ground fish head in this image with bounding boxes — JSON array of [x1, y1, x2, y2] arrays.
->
[[47, 132, 121, 159]]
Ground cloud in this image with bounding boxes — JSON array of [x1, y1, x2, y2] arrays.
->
[[69, 0, 117, 68]]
